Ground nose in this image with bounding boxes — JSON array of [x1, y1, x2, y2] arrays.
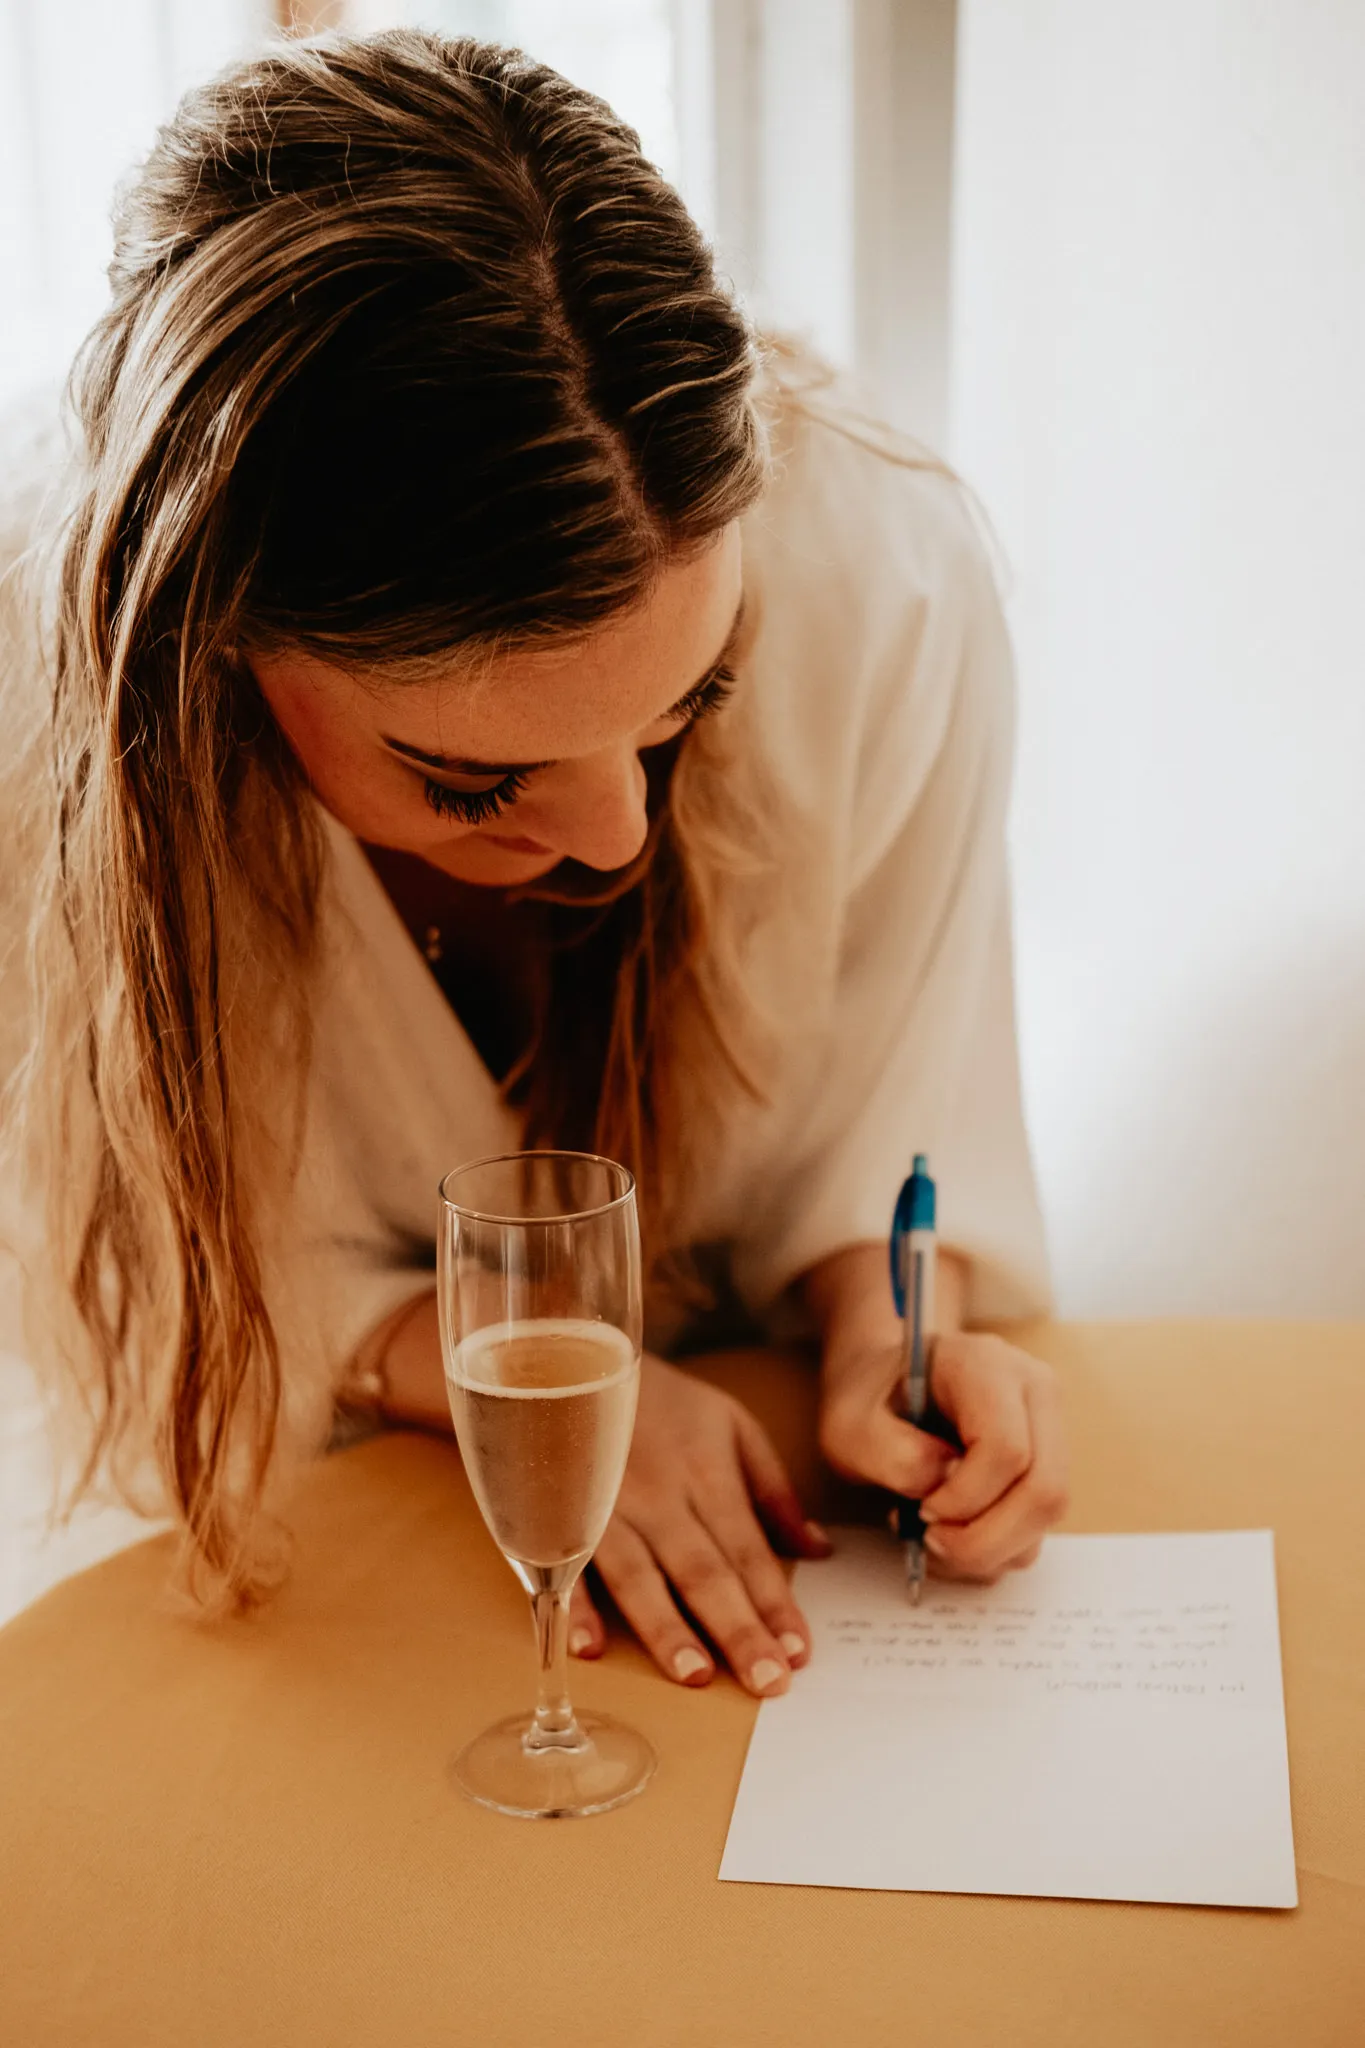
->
[[551, 747, 650, 872]]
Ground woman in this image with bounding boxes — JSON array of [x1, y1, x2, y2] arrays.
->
[[2, 31, 1065, 1695]]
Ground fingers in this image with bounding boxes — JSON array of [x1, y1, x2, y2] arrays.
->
[[652, 1515, 797, 1695], [592, 1522, 717, 1687], [921, 1336, 1068, 1525], [733, 1407, 833, 1558], [595, 1511, 799, 1698], [922, 1363, 1069, 1579], [921, 1335, 1035, 1525], [819, 1344, 959, 1497], [568, 1575, 605, 1660], [692, 1478, 813, 1669]]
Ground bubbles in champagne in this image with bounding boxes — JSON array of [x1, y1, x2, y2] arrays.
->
[[446, 1320, 640, 1569]]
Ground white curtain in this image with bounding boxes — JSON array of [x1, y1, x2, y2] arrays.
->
[[0, 0, 272, 407]]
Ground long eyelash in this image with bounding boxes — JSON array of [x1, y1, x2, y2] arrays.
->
[[671, 664, 737, 725], [422, 768, 530, 824]]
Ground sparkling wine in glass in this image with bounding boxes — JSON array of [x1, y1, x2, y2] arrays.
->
[[438, 1150, 656, 1818]]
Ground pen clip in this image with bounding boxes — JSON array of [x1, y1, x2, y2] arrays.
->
[[889, 1214, 909, 1320]]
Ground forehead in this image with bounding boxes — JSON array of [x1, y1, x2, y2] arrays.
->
[[261, 527, 744, 766], [438, 531, 742, 757]]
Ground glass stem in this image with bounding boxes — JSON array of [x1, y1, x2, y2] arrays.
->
[[525, 1576, 585, 1752]]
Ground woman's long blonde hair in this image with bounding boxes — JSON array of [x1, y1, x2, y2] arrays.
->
[[3, 31, 779, 1608]]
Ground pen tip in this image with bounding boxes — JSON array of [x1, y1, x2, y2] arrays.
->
[[909, 1573, 923, 1607]]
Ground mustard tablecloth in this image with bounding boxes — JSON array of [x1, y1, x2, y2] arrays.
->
[[1, 1323, 1362, 2047]]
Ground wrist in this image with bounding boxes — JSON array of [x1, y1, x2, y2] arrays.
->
[[803, 1243, 970, 1406], [343, 1288, 447, 1435], [803, 1239, 899, 1336], [332, 1344, 391, 1449]]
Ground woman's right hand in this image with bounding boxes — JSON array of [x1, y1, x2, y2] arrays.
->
[[566, 1354, 832, 1696]]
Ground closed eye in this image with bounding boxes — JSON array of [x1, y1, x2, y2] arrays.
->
[[422, 767, 530, 823], [668, 664, 737, 725]]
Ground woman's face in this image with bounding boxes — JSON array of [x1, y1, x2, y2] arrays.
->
[[252, 526, 743, 888]]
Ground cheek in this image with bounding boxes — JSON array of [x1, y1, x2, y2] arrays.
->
[[306, 748, 480, 852], [263, 690, 465, 849]]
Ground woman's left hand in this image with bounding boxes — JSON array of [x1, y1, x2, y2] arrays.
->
[[817, 1329, 1069, 1579]]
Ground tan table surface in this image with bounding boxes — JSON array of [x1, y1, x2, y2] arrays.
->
[[1, 1321, 1363, 2048]]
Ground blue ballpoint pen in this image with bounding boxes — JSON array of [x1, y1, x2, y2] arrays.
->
[[889, 1154, 937, 1603]]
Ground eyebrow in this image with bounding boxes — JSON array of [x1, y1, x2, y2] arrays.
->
[[381, 596, 746, 779]]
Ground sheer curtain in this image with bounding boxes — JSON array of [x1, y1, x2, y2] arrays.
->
[[0, 0, 272, 406]]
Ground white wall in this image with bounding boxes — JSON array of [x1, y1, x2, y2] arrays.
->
[[952, 0, 1365, 1316]]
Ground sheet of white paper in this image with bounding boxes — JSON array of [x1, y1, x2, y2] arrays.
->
[[720, 1529, 1296, 1908]]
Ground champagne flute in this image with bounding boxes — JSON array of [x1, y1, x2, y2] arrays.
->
[[438, 1150, 656, 1818]]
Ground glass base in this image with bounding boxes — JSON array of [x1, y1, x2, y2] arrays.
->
[[450, 1710, 656, 1819]]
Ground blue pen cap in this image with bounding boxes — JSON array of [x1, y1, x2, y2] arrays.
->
[[905, 1155, 936, 1230]]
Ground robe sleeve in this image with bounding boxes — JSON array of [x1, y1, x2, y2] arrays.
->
[[283, 1119, 439, 1398], [732, 484, 1052, 1323]]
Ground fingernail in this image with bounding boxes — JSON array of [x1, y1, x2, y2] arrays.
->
[[779, 1631, 806, 1661], [924, 1530, 949, 1558], [942, 1457, 962, 1480], [749, 1657, 786, 1693], [804, 1520, 832, 1548], [569, 1627, 594, 1656], [919, 1505, 939, 1525], [672, 1647, 710, 1682]]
